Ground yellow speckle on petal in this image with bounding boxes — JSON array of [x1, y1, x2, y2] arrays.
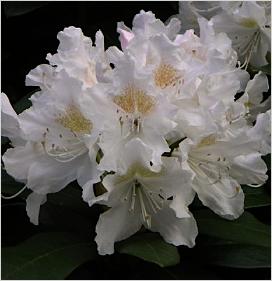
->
[[115, 163, 162, 185], [244, 101, 253, 108], [197, 135, 217, 148], [240, 18, 258, 28], [113, 85, 155, 115], [154, 63, 178, 89], [57, 105, 92, 134]]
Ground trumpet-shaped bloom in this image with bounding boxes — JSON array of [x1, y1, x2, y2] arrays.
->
[[175, 113, 270, 219], [84, 151, 196, 255], [178, 1, 271, 67], [2, 71, 104, 224], [96, 54, 177, 174]]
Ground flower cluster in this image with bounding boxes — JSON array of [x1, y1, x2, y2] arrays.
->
[[178, 1, 271, 68], [2, 9, 271, 255]]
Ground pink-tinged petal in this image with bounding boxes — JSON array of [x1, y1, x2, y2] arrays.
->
[[118, 29, 134, 49]]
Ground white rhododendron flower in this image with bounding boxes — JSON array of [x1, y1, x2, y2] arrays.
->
[[1, 9, 271, 256], [117, 10, 181, 50], [178, 1, 271, 68], [237, 71, 270, 123], [2, 69, 105, 224], [46, 27, 111, 87], [85, 152, 197, 255], [174, 117, 270, 219], [96, 52, 177, 174]]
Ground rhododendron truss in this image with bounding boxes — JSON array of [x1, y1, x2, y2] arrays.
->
[[1, 9, 270, 257]]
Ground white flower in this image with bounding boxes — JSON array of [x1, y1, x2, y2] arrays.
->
[[237, 71, 270, 123], [175, 115, 270, 219], [95, 53, 177, 174], [177, 1, 223, 34], [178, 1, 271, 67], [46, 26, 111, 87], [117, 10, 181, 50], [212, 1, 271, 68], [83, 152, 196, 255], [1, 71, 104, 224], [175, 136, 244, 220]]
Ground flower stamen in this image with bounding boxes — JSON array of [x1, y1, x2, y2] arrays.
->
[[57, 105, 92, 134], [154, 63, 179, 89], [114, 85, 155, 115]]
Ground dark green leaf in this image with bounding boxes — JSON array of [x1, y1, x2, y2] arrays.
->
[[116, 233, 180, 267], [1, 136, 10, 146], [263, 154, 271, 170], [243, 185, 271, 209], [1, 169, 30, 199], [190, 194, 205, 209], [250, 64, 271, 76], [2, 232, 97, 280], [266, 52, 271, 64], [14, 90, 38, 114], [46, 183, 90, 216], [195, 210, 270, 248], [202, 244, 270, 268]]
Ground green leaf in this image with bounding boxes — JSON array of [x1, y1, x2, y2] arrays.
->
[[263, 154, 271, 170], [14, 90, 38, 114], [195, 210, 270, 248], [202, 243, 270, 268], [250, 64, 271, 76], [46, 183, 90, 216], [266, 52, 271, 64], [116, 233, 180, 267], [190, 194, 205, 209], [1, 136, 10, 146], [2, 232, 97, 280], [1, 169, 30, 199], [243, 185, 271, 209]]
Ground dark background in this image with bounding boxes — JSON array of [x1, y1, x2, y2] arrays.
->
[[1, 2, 270, 280]]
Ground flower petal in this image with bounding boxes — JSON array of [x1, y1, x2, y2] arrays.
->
[[193, 177, 244, 220], [230, 153, 268, 185], [1, 93, 23, 144], [26, 192, 47, 225], [95, 201, 142, 255], [2, 142, 43, 182], [150, 204, 198, 247]]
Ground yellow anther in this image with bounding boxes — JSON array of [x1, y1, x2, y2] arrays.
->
[[197, 135, 217, 148], [114, 85, 155, 115], [154, 63, 178, 89], [57, 105, 92, 134]]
